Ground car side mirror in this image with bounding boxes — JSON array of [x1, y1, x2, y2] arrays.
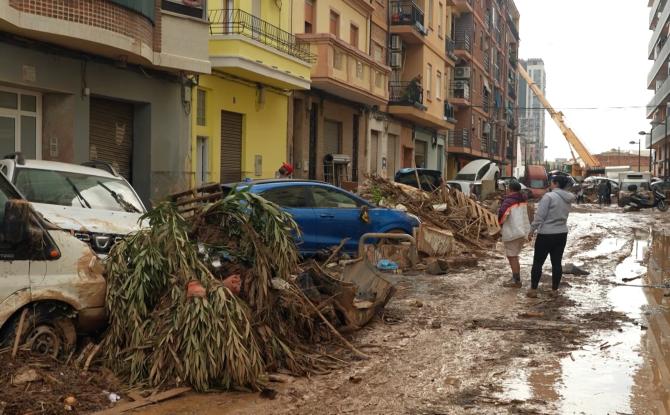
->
[[2, 200, 46, 249], [359, 205, 370, 223]]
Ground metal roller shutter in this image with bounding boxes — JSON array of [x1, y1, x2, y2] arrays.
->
[[220, 110, 243, 183], [89, 98, 134, 181], [323, 120, 341, 156]]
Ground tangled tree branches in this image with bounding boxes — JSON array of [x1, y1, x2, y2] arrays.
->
[[102, 188, 331, 392]]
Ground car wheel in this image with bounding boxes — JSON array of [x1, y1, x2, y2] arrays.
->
[[1, 306, 76, 358]]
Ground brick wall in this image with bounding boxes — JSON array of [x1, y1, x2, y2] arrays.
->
[[595, 153, 651, 171], [9, 0, 158, 52]]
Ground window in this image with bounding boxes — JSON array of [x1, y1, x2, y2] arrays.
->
[[350, 24, 359, 49], [261, 186, 309, 208], [196, 89, 206, 126], [426, 64, 433, 99], [310, 187, 360, 208], [330, 10, 340, 37], [0, 88, 40, 159], [438, 3, 443, 36], [428, 0, 434, 28], [436, 71, 442, 100], [196, 136, 209, 186], [304, 0, 314, 33]]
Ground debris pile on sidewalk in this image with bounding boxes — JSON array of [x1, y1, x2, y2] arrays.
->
[[361, 176, 500, 249], [102, 189, 338, 393]]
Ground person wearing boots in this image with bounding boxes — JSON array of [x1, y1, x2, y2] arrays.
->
[[498, 181, 531, 288], [527, 175, 576, 298]]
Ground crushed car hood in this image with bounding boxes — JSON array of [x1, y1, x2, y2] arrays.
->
[[32, 203, 145, 235]]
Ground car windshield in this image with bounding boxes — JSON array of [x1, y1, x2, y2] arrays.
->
[[454, 173, 476, 181], [14, 168, 144, 213]]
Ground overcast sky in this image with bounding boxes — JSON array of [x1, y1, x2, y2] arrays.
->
[[515, 0, 652, 160]]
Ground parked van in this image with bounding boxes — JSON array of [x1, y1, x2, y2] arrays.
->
[[617, 172, 652, 207], [446, 159, 500, 197], [0, 154, 146, 256], [0, 175, 106, 357], [522, 165, 549, 199]]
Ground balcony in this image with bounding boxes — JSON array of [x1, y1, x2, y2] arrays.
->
[[453, 0, 474, 13], [455, 34, 473, 59], [482, 94, 490, 114], [209, 9, 314, 90], [651, 0, 662, 27], [507, 14, 520, 41], [444, 102, 456, 123], [483, 55, 490, 73], [651, 114, 670, 146], [448, 129, 471, 149], [649, 0, 670, 58], [390, 1, 427, 44], [445, 38, 457, 62], [647, 31, 670, 88], [389, 81, 424, 107], [647, 77, 670, 118], [450, 81, 471, 106], [388, 81, 450, 129], [1, 0, 210, 73], [300, 34, 390, 105]]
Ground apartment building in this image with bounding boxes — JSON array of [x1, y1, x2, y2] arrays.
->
[[518, 58, 546, 164], [0, 0, 210, 202], [447, 0, 519, 178], [647, 0, 670, 178], [191, 0, 313, 185]]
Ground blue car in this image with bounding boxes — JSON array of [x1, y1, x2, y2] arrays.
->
[[223, 180, 420, 256]]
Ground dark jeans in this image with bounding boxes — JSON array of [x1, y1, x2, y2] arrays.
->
[[530, 233, 568, 290]]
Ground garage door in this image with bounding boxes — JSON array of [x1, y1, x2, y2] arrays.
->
[[221, 110, 243, 183], [324, 120, 342, 156], [89, 98, 134, 181]]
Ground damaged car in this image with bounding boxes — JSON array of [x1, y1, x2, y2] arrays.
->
[[0, 154, 146, 255], [0, 174, 106, 357]]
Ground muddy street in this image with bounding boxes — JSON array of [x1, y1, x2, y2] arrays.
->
[[142, 207, 670, 415]]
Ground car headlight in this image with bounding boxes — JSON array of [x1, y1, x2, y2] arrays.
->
[[406, 213, 421, 224]]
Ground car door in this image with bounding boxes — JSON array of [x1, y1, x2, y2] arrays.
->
[[257, 185, 318, 254], [306, 185, 370, 253]]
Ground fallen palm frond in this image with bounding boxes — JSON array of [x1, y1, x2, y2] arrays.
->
[[102, 188, 333, 392]]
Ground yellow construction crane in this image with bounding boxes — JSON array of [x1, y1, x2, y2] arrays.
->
[[517, 63, 601, 177]]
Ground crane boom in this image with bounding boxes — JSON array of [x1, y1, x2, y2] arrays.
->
[[516, 63, 601, 169]]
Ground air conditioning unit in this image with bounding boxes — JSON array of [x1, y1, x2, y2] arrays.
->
[[390, 52, 402, 68], [390, 34, 402, 51], [455, 67, 471, 79], [453, 80, 470, 99]]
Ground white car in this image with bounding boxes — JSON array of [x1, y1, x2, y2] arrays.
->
[[447, 159, 500, 197], [0, 154, 146, 255]]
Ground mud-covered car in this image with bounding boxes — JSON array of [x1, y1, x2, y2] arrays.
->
[[0, 174, 105, 357]]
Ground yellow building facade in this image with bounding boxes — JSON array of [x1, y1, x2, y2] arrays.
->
[[191, 0, 314, 185]]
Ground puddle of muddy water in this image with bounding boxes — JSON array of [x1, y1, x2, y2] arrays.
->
[[500, 229, 657, 413]]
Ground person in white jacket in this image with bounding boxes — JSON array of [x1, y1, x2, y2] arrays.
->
[[497, 181, 531, 288]]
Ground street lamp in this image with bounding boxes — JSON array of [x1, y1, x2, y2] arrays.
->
[[629, 138, 641, 172], [638, 130, 652, 174]]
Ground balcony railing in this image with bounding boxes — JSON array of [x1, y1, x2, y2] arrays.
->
[[389, 81, 423, 106], [484, 55, 490, 73], [482, 94, 490, 113], [446, 37, 457, 61], [455, 34, 472, 53], [449, 129, 471, 148], [649, 0, 670, 57], [451, 81, 471, 100], [208, 9, 315, 63], [647, 77, 670, 117], [390, 1, 425, 29], [444, 102, 456, 122]]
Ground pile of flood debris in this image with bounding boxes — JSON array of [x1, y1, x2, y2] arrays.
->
[[360, 176, 500, 251], [100, 187, 392, 394]]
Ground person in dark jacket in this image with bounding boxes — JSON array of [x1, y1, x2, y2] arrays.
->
[[527, 175, 576, 298], [498, 181, 530, 288]]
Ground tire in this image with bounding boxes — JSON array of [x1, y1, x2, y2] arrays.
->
[[658, 200, 669, 212], [0, 305, 76, 358]]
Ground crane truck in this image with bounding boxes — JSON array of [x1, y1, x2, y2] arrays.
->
[[516, 63, 602, 178]]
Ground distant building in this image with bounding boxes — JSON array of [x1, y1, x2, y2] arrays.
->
[[593, 150, 651, 172], [647, 1, 670, 178], [518, 58, 546, 164]]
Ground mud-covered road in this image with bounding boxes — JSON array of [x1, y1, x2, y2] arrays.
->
[[143, 206, 670, 415]]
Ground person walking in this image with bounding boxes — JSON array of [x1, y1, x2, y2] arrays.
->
[[527, 175, 576, 298], [498, 181, 531, 288]]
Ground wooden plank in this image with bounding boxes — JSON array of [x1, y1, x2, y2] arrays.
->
[[90, 387, 191, 415]]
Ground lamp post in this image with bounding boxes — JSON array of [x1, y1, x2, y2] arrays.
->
[[638, 130, 651, 174], [629, 138, 641, 172]]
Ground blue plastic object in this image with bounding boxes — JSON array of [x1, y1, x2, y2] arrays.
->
[[376, 259, 399, 271]]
